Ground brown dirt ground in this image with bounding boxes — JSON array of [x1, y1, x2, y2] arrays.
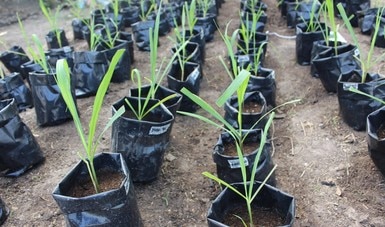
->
[[0, 0, 384, 226]]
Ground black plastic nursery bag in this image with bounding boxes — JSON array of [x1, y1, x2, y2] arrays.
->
[[0, 197, 9, 225], [167, 61, 202, 113], [52, 153, 143, 227], [96, 40, 131, 83], [45, 29, 69, 49], [132, 20, 156, 52], [312, 43, 360, 93], [111, 97, 175, 183], [246, 67, 277, 108], [0, 99, 44, 177], [119, 32, 135, 64], [224, 91, 268, 130], [129, 84, 182, 116], [367, 106, 385, 176], [213, 129, 276, 186], [73, 51, 108, 97], [46, 46, 75, 70], [120, 5, 141, 27], [295, 22, 328, 65], [71, 18, 90, 40], [29, 71, 74, 126], [286, 0, 321, 28], [195, 14, 217, 42], [337, 71, 385, 131], [0, 72, 33, 111], [0, 46, 30, 74], [207, 182, 295, 227]]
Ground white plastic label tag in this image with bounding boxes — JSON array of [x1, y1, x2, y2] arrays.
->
[[149, 123, 171, 135], [228, 158, 249, 169]]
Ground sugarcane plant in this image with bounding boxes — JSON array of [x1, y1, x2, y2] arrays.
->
[[55, 49, 125, 194], [125, 3, 186, 120], [322, 0, 341, 55], [39, 0, 65, 48], [178, 69, 299, 226], [337, 4, 385, 83], [17, 14, 50, 74]]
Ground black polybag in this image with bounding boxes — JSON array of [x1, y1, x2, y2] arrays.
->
[[119, 32, 135, 64], [367, 106, 385, 176], [246, 67, 277, 108], [52, 153, 143, 227], [312, 43, 360, 93], [224, 91, 268, 130], [19, 61, 43, 86], [286, 0, 321, 29], [0, 99, 44, 177], [171, 41, 203, 67], [129, 84, 182, 116], [96, 40, 131, 83], [337, 71, 385, 131], [132, 20, 156, 52], [237, 32, 268, 57], [194, 14, 217, 42], [0, 72, 33, 111], [111, 97, 174, 183], [166, 1, 183, 27], [29, 71, 74, 126], [167, 61, 201, 113], [340, 0, 371, 27], [120, 5, 141, 27], [71, 18, 89, 40], [45, 29, 70, 49], [46, 46, 75, 70], [73, 51, 108, 97], [295, 22, 328, 65], [310, 41, 349, 77], [212, 129, 276, 186], [180, 29, 206, 64], [0, 197, 9, 225], [359, 8, 383, 35], [0, 46, 30, 74], [147, 9, 171, 36], [240, 10, 268, 33], [207, 182, 295, 227]]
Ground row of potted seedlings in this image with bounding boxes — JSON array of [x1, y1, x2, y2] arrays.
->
[[293, 0, 385, 179], [0, 0, 304, 225]]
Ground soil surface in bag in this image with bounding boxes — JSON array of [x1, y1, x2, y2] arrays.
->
[[224, 91, 267, 130], [0, 72, 33, 112], [337, 71, 385, 131], [111, 97, 174, 183], [52, 153, 143, 227], [0, 99, 44, 177], [207, 182, 295, 227], [367, 106, 385, 176], [29, 71, 74, 126], [0, 46, 30, 74]]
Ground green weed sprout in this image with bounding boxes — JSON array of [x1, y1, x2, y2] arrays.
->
[[55, 49, 125, 194], [337, 4, 385, 82]]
